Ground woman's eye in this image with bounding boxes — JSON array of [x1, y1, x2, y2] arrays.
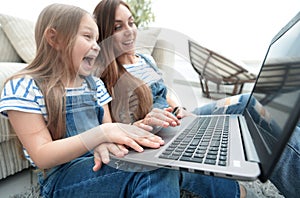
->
[[114, 25, 122, 31], [129, 22, 135, 27]]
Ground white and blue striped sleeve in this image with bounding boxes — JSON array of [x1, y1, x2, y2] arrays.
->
[[93, 77, 112, 106], [0, 76, 44, 117]]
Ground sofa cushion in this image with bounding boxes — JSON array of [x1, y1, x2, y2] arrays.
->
[[0, 26, 22, 62], [0, 62, 27, 143], [0, 14, 35, 63], [136, 27, 161, 55]]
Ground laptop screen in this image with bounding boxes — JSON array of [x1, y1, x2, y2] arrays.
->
[[245, 12, 300, 181]]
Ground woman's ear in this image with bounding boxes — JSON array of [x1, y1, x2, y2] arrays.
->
[[45, 28, 60, 50]]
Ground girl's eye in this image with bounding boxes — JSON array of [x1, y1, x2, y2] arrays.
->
[[84, 34, 91, 39]]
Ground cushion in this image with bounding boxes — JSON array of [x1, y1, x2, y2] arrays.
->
[[0, 26, 22, 62], [0, 14, 35, 63], [0, 62, 28, 88], [136, 27, 161, 55]]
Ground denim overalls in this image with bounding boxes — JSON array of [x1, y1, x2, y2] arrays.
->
[[137, 53, 169, 109], [38, 76, 180, 198]]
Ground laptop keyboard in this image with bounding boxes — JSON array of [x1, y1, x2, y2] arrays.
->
[[159, 116, 229, 166]]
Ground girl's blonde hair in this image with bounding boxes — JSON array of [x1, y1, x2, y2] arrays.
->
[[6, 4, 89, 140]]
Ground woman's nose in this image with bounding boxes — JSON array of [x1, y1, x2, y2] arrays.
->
[[123, 29, 133, 36]]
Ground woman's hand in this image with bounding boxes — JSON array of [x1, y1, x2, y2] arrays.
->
[[173, 107, 194, 119], [134, 108, 180, 132], [93, 143, 128, 171]]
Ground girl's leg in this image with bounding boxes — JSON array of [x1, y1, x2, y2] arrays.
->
[[40, 156, 180, 198]]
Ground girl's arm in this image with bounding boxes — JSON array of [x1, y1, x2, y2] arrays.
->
[[93, 103, 129, 171], [7, 110, 164, 170]]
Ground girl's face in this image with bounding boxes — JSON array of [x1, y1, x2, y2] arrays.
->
[[113, 4, 137, 56], [73, 14, 100, 78]]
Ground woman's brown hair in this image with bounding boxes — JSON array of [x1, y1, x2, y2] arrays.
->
[[93, 0, 153, 123]]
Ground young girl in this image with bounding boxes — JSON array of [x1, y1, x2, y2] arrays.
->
[[0, 3, 181, 198]]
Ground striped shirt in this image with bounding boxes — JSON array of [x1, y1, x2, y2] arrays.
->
[[0, 75, 112, 119], [123, 54, 163, 86]]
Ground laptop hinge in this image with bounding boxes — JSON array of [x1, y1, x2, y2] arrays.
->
[[239, 116, 260, 163]]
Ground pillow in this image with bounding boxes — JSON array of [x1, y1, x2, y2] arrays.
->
[[0, 26, 22, 62], [0, 62, 27, 90], [0, 14, 35, 63], [136, 27, 161, 55]]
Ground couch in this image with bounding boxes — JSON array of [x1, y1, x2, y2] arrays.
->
[[0, 13, 174, 180]]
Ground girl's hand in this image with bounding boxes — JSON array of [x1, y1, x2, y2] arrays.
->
[[93, 123, 164, 171], [101, 123, 165, 152], [93, 143, 128, 171]]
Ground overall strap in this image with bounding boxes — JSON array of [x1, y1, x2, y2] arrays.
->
[[85, 75, 97, 91], [136, 53, 162, 76]]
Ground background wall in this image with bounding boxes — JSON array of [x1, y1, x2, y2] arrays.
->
[[151, 0, 300, 62], [1, 0, 299, 62]]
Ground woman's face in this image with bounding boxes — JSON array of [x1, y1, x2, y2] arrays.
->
[[113, 4, 137, 56], [73, 14, 100, 78]]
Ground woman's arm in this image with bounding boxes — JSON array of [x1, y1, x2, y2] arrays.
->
[[102, 104, 112, 123], [166, 95, 178, 109], [167, 95, 193, 118]]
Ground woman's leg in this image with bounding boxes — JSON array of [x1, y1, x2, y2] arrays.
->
[[192, 94, 249, 115], [193, 94, 300, 197], [39, 156, 180, 198], [270, 124, 300, 198], [180, 171, 241, 198]]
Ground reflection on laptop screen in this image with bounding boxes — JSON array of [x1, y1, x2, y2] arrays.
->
[[245, 12, 300, 179]]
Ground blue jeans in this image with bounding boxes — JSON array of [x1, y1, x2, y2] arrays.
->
[[180, 172, 240, 198], [193, 93, 300, 198], [40, 155, 180, 197]]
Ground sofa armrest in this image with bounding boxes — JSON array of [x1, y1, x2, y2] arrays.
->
[[0, 62, 27, 143], [151, 39, 175, 70], [151, 40, 182, 105]]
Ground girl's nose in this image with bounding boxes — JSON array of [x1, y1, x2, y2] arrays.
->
[[92, 41, 101, 52]]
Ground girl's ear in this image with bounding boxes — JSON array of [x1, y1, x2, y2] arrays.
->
[[45, 28, 60, 50]]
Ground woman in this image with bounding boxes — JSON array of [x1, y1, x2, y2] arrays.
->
[[93, 0, 250, 197], [93, 1, 299, 197]]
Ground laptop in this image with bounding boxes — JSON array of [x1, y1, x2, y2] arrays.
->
[[112, 11, 300, 182]]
